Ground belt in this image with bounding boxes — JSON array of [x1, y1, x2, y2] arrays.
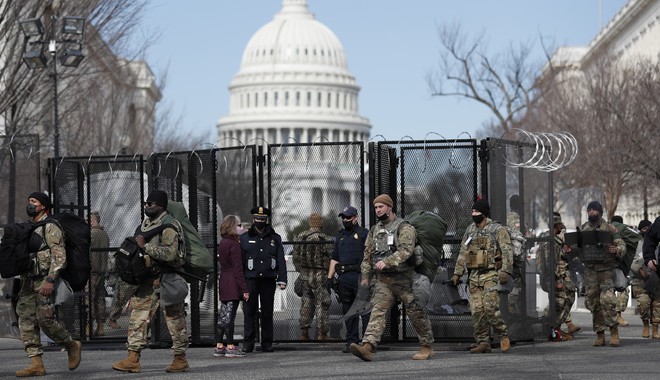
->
[[337, 264, 360, 273]]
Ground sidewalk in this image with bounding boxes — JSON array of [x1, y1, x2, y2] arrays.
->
[[0, 309, 656, 379]]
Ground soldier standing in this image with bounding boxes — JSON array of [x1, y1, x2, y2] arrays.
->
[[641, 217, 660, 338], [563, 201, 626, 347], [451, 199, 512, 354], [350, 194, 434, 361], [293, 212, 333, 341], [327, 206, 370, 353], [112, 190, 189, 373], [89, 211, 110, 336], [629, 255, 660, 338], [15, 192, 82, 377], [536, 212, 580, 340]]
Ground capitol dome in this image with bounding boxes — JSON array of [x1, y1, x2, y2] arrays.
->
[[217, 0, 371, 147]]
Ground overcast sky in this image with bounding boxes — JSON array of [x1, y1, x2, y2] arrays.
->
[[138, 0, 628, 144]]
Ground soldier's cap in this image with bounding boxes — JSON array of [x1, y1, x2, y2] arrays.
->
[[28, 191, 51, 211], [146, 189, 168, 209], [309, 212, 323, 228], [552, 212, 563, 226], [373, 194, 393, 208], [338, 206, 358, 218], [472, 199, 490, 217], [251, 206, 270, 218], [587, 201, 603, 214]]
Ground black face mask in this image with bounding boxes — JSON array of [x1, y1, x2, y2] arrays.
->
[[342, 220, 354, 230], [377, 213, 389, 221], [144, 207, 160, 218], [472, 214, 485, 224], [26, 204, 39, 217], [588, 215, 600, 224], [254, 221, 267, 230]]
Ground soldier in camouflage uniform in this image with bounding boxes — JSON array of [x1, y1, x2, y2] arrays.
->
[[89, 211, 110, 336], [536, 212, 581, 340], [292, 212, 333, 340], [505, 208, 523, 315], [15, 192, 82, 377], [350, 194, 434, 362], [630, 255, 660, 338], [112, 190, 189, 373], [563, 201, 626, 347], [451, 199, 512, 354]]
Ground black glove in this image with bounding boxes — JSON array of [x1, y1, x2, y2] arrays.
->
[[326, 278, 334, 293]]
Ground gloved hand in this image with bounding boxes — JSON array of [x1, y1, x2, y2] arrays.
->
[[326, 278, 334, 293], [498, 271, 509, 285], [450, 274, 461, 286]]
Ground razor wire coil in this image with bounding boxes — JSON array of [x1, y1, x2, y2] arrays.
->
[[499, 129, 578, 171]]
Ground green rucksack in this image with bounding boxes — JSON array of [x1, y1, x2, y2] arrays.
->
[[166, 201, 214, 281], [405, 211, 448, 281], [611, 221, 642, 275]]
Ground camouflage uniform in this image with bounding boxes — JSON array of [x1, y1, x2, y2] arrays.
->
[[360, 217, 433, 347], [90, 224, 110, 329], [108, 279, 138, 323], [571, 218, 626, 332], [126, 213, 188, 354], [506, 212, 524, 315], [630, 256, 660, 324], [454, 218, 512, 346], [536, 231, 575, 329], [17, 214, 74, 357], [293, 228, 332, 336]]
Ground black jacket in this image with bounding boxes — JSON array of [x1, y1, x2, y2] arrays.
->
[[643, 216, 660, 265], [240, 225, 287, 284]]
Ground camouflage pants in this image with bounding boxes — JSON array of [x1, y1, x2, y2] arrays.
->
[[90, 273, 106, 324], [632, 284, 660, 323], [127, 279, 188, 354], [584, 268, 617, 332], [468, 270, 508, 345], [362, 271, 433, 347], [108, 278, 138, 322], [616, 287, 629, 313], [16, 277, 72, 357], [507, 278, 523, 315], [299, 269, 331, 335], [553, 286, 576, 329]]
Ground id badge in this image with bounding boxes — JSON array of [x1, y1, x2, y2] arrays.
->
[[464, 236, 472, 246], [387, 233, 394, 245]]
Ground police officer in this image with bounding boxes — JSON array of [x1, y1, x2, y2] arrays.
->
[[327, 206, 369, 353], [241, 207, 287, 353], [112, 190, 189, 373], [350, 194, 434, 361], [15, 192, 82, 377], [451, 198, 513, 353]]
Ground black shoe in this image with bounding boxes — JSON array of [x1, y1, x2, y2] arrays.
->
[[342, 344, 351, 353], [261, 345, 274, 353], [243, 344, 254, 353]]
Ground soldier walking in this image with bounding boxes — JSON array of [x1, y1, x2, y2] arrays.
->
[[89, 211, 110, 336]]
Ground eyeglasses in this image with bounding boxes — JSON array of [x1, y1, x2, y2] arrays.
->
[[237, 223, 242, 227], [144, 202, 156, 207], [341, 216, 354, 221]]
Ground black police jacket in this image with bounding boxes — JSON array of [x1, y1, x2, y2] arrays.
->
[[643, 216, 660, 266], [332, 225, 368, 281], [240, 225, 287, 284]]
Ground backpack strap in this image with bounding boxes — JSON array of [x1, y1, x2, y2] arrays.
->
[[135, 223, 176, 242]]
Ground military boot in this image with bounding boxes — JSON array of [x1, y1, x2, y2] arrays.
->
[[593, 331, 605, 346], [652, 323, 660, 339], [565, 321, 581, 334], [112, 351, 141, 373], [616, 312, 629, 327], [609, 326, 620, 347], [499, 336, 511, 353], [16, 356, 46, 377], [65, 340, 82, 370], [350, 342, 375, 362], [411, 345, 434, 360], [300, 328, 310, 341], [469, 343, 492, 353], [642, 320, 650, 338], [317, 332, 333, 341], [165, 353, 189, 373]]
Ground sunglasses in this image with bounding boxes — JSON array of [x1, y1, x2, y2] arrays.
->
[[341, 216, 355, 221], [144, 202, 157, 207]]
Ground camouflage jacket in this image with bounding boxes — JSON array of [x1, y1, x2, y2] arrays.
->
[[454, 218, 513, 276], [536, 231, 574, 289], [27, 214, 66, 280], [572, 218, 625, 271], [361, 216, 416, 277], [292, 228, 332, 271], [138, 212, 185, 269], [90, 225, 110, 273]]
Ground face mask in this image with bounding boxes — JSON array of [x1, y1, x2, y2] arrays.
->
[[144, 207, 160, 218], [26, 204, 39, 217], [587, 215, 599, 223], [472, 214, 485, 224], [342, 220, 354, 230], [377, 213, 389, 221], [236, 226, 246, 235], [254, 221, 267, 230]]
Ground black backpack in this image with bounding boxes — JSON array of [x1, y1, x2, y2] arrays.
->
[[0, 222, 43, 278], [114, 224, 174, 285], [42, 214, 92, 292]]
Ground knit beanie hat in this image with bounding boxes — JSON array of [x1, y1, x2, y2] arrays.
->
[[146, 189, 169, 209], [373, 194, 393, 208], [587, 201, 603, 215], [28, 192, 51, 210], [472, 199, 491, 217]]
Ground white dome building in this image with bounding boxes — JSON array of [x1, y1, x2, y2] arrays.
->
[[217, 0, 371, 146]]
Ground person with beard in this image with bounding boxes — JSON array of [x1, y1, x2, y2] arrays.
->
[[563, 201, 626, 347], [327, 206, 369, 353], [451, 198, 513, 354], [14, 192, 82, 377], [112, 190, 189, 373], [240, 207, 287, 353], [350, 194, 434, 362]]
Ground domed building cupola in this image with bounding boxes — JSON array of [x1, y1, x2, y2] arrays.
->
[[217, 0, 371, 147]]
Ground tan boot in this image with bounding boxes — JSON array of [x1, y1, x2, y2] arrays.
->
[[165, 353, 189, 373], [499, 336, 511, 353], [593, 331, 605, 347], [112, 351, 141, 373], [642, 320, 650, 338], [616, 312, 629, 327], [16, 356, 46, 377], [469, 343, 492, 353], [350, 342, 375, 362], [653, 323, 660, 339], [560, 332, 573, 341], [411, 344, 434, 360], [317, 333, 333, 341], [65, 340, 82, 370], [609, 326, 620, 347], [300, 328, 310, 341], [566, 321, 581, 334]]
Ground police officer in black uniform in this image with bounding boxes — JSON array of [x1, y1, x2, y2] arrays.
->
[[241, 207, 287, 353], [327, 206, 370, 353]]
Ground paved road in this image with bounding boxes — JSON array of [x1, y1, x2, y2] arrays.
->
[[0, 309, 657, 379]]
